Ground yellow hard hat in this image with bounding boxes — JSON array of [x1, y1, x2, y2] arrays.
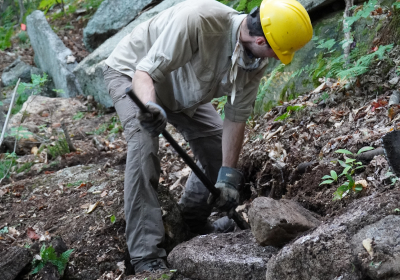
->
[[260, 0, 313, 65]]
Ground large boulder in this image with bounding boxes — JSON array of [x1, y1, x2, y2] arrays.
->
[[26, 10, 81, 98], [1, 57, 32, 86], [168, 230, 278, 280], [83, 0, 154, 52], [248, 197, 320, 247], [73, 0, 185, 107], [265, 191, 400, 280]]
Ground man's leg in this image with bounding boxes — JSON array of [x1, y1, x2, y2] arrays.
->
[[103, 66, 166, 267], [167, 103, 231, 232]]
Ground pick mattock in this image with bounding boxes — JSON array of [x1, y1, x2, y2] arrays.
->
[[126, 88, 250, 230]]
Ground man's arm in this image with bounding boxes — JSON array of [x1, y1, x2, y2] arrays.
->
[[222, 119, 246, 168], [132, 70, 156, 104]]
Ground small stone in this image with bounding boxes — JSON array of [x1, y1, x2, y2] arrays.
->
[[389, 76, 399, 85]]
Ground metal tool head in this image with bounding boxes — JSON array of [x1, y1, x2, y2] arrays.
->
[[382, 130, 400, 177]]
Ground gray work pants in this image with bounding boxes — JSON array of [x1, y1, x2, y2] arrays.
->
[[103, 66, 223, 263]]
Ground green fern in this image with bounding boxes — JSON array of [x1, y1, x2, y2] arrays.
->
[[336, 44, 393, 79], [39, 0, 59, 14], [345, 0, 377, 32]]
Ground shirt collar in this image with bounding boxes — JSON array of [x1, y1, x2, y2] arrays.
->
[[231, 14, 247, 55]]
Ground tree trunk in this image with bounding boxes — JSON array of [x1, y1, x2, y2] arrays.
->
[[18, 0, 25, 23], [343, 0, 354, 63]]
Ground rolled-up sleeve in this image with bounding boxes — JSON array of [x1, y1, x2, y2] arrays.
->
[[136, 10, 199, 83], [224, 63, 268, 122]]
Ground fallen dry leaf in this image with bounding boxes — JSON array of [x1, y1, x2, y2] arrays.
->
[[101, 191, 107, 197], [355, 180, 368, 189], [27, 227, 40, 240], [363, 238, 374, 257], [87, 201, 100, 214]]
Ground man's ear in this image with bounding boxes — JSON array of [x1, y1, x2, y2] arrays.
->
[[255, 36, 267, 46]]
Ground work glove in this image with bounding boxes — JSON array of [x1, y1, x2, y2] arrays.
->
[[207, 166, 243, 211], [137, 101, 167, 137]]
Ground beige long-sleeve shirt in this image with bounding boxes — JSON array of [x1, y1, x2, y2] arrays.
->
[[105, 0, 268, 122]]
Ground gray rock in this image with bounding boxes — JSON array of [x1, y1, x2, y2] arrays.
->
[[351, 215, 400, 279], [265, 191, 400, 280], [248, 197, 320, 247], [0, 246, 32, 280], [168, 230, 278, 280], [298, 0, 335, 13], [26, 10, 81, 98], [83, 0, 153, 52], [1, 57, 32, 86], [73, 0, 185, 107]]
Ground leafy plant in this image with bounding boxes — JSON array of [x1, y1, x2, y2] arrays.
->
[[0, 152, 17, 179], [385, 171, 399, 185], [17, 162, 34, 173], [333, 173, 364, 200], [66, 180, 84, 187], [321, 92, 330, 103], [336, 147, 374, 176], [4, 126, 34, 140], [320, 147, 374, 200], [0, 5, 14, 50], [38, 0, 60, 14], [255, 64, 285, 114], [31, 244, 73, 275], [47, 136, 70, 159], [17, 31, 29, 44], [344, 0, 377, 32], [212, 96, 227, 119], [88, 116, 122, 135], [110, 215, 116, 223], [52, 88, 65, 95], [274, 105, 304, 121], [73, 112, 84, 120], [13, 73, 49, 114], [0, 227, 9, 235], [320, 170, 339, 185]]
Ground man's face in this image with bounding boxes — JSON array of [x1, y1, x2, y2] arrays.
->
[[248, 36, 279, 60], [253, 46, 279, 60]]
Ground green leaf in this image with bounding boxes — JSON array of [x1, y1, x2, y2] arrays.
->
[[338, 184, 350, 192], [346, 174, 355, 189], [345, 158, 356, 163], [320, 180, 334, 185], [355, 166, 364, 170], [0, 227, 8, 235], [341, 166, 352, 176], [322, 175, 333, 180], [333, 184, 350, 201], [357, 146, 374, 154], [354, 184, 363, 192], [110, 215, 116, 223], [330, 170, 338, 181], [338, 160, 351, 168], [335, 149, 353, 155], [394, 208, 400, 212]]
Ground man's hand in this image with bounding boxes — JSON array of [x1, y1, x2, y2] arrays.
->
[[207, 166, 243, 211], [137, 101, 167, 137]]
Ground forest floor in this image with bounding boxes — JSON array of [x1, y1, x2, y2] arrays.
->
[[1, 5, 400, 280]]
